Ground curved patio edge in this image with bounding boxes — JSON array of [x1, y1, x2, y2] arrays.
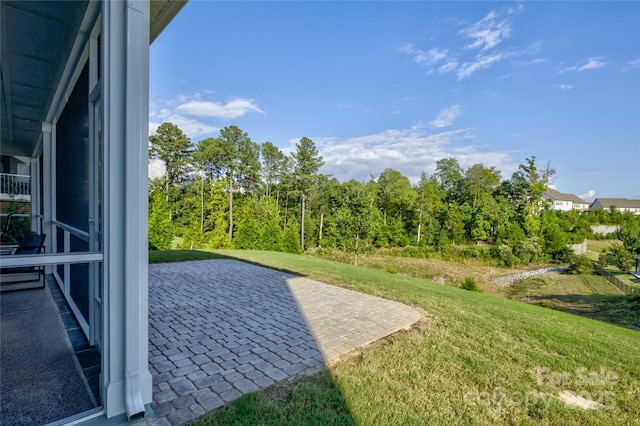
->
[[148, 259, 421, 425]]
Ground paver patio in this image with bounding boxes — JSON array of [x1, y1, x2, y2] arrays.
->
[[148, 259, 420, 425]]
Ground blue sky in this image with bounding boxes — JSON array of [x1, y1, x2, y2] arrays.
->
[[150, 1, 640, 200]]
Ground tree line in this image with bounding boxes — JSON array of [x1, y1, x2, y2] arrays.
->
[[148, 122, 640, 266]]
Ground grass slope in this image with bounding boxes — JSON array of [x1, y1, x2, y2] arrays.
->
[[163, 250, 639, 425], [505, 274, 640, 330]]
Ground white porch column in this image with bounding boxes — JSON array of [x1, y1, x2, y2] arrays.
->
[[41, 122, 54, 272], [29, 156, 40, 232], [102, 0, 152, 419]]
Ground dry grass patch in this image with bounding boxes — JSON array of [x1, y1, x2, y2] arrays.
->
[[354, 253, 533, 289]]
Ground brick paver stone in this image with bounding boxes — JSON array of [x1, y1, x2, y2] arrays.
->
[[148, 259, 419, 425]]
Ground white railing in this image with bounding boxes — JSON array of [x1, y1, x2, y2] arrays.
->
[[51, 220, 102, 344], [0, 173, 31, 201]]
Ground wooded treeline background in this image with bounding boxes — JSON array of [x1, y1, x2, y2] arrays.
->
[[148, 122, 640, 266]]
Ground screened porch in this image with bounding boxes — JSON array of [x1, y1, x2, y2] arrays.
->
[[1, 0, 186, 423]]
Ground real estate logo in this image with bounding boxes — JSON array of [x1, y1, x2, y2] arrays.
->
[[464, 366, 618, 413]]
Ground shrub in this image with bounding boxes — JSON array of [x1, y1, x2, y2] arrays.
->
[[233, 216, 260, 250], [283, 220, 302, 254], [490, 244, 518, 267], [260, 221, 284, 252], [513, 238, 543, 264], [456, 245, 491, 260], [597, 252, 609, 269], [568, 255, 593, 274], [0, 215, 31, 244], [383, 246, 436, 259], [460, 277, 482, 292], [314, 247, 352, 263], [610, 243, 634, 272], [148, 191, 174, 251]]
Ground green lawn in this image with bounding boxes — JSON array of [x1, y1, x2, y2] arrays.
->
[[587, 240, 617, 259], [153, 250, 640, 425], [149, 249, 228, 264], [585, 240, 640, 294], [504, 274, 640, 330]]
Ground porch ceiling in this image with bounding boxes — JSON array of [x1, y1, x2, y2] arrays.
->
[[1, 0, 187, 159], [1, 0, 88, 158]]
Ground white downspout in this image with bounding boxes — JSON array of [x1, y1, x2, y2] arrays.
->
[[123, 0, 149, 421]]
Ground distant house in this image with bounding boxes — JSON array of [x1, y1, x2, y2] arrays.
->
[[590, 198, 640, 215], [543, 188, 590, 212]]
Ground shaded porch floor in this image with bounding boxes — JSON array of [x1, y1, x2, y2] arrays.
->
[[148, 259, 420, 426], [0, 278, 98, 425]]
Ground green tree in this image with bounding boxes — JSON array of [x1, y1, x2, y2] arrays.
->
[[520, 156, 555, 215], [415, 173, 443, 245], [542, 219, 570, 261], [463, 163, 500, 208], [234, 211, 261, 250], [148, 183, 174, 250], [261, 141, 287, 200], [283, 220, 302, 254], [444, 202, 466, 244], [260, 200, 284, 251], [149, 122, 193, 204], [178, 177, 207, 249], [610, 243, 634, 272], [434, 157, 464, 203], [336, 181, 372, 265], [619, 221, 640, 256], [197, 126, 261, 241], [376, 168, 416, 225], [209, 214, 232, 249], [194, 137, 226, 181], [291, 137, 324, 251]]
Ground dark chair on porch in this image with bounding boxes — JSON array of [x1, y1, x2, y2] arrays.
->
[[0, 231, 47, 292]]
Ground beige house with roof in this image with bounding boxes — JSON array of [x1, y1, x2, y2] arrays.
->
[[542, 188, 590, 212], [590, 198, 640, 215]]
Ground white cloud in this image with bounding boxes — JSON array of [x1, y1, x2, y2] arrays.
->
[[438, 61, 458, 73], [623, 59, 640, 71], [460, 11, 512, 51], [579, 190, 596, 200], [149, 159, 165, 179], [429, 105, 462, 128], [400, 45, 451, 74], [401, 7, 525, 79], [559, 84, 575, 90], [400, 7, 524, 80], [559, 57, 606, 73], [527, 40, 544, 55], [285, 126, 514, 184], [149, 92, 264, 139], [149, 121, 161, 136], [176, 98, 264, 119], [578, 58, 606, 71], [520, 58, 547, 66], [457, 53, 507, 79], [149, 114, 219, 138]]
